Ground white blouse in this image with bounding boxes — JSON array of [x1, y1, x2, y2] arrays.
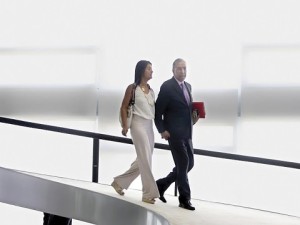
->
[[133, 86, 155, 119]]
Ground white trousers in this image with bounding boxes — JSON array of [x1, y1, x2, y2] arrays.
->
[[114, 115, 159, 199]]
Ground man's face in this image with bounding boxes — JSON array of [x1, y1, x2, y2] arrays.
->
[[173, 60, 186, 82]]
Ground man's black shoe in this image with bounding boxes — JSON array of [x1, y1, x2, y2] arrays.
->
[[179, 201, 195, 211], [156, 181, 167, 203], [159, 196, 167, 203]]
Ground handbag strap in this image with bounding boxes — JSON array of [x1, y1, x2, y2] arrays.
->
[[129, 83, 137, 106]]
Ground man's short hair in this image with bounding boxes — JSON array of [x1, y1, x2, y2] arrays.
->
[[172, 58, 185, 69]]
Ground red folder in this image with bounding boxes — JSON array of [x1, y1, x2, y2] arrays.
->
[[192, 102, 206, 118]]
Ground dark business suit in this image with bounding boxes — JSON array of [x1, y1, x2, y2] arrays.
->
[[154, 76, 194, 203]]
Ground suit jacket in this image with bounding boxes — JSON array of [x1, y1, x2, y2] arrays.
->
[[155, 77, 193, 139]]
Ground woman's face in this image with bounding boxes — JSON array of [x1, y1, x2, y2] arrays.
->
[[143, 64, 153, 81]]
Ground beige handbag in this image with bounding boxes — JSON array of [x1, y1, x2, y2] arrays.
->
[[119, 84, 136, 128]]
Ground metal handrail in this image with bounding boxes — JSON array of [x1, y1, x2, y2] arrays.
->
[[1, 116, 300, 185]]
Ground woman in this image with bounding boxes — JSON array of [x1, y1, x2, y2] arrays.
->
[[111, 60, 159, 204]]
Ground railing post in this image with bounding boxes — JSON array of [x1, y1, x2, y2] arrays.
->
[[92, 138, 99, 183]]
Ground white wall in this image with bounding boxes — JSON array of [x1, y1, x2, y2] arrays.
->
[[1, 0, 300, 222]]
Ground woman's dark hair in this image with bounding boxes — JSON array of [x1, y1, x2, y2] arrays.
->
[[134, 60, 151, 85]]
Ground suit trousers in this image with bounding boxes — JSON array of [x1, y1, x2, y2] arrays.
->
[[157, 138, 194, 202], [114, 115, 159, 199]]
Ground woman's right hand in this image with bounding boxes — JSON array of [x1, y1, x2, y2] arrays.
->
[[122, 127, 129, 136]]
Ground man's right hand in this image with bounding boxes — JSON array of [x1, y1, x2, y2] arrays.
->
[[161, 131, 170, 140]]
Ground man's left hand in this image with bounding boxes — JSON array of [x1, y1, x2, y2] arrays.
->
[[192, 110, 200, 125]]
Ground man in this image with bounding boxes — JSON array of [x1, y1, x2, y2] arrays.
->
[[154, 58, 199, 210], [43, 213, 72, 225]]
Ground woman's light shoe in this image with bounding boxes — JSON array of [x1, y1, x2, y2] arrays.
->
[[111, 181, 124, 196], [142, 198, 155, 204]]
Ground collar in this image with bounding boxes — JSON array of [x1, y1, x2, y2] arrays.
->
[[174, 76, 185, 86]]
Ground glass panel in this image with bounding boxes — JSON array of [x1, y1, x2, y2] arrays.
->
[[240, 47, 300, 162]]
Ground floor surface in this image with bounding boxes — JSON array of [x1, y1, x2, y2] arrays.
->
[[31, 173, 300, 225]]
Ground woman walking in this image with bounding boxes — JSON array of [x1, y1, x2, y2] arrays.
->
[[111, 60, 159, 204]]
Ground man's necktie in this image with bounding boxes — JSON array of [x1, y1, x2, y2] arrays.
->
[[180, 83, 190, 103]]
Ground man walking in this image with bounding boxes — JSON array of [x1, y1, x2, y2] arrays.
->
[[154, 58, 199, 210]]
